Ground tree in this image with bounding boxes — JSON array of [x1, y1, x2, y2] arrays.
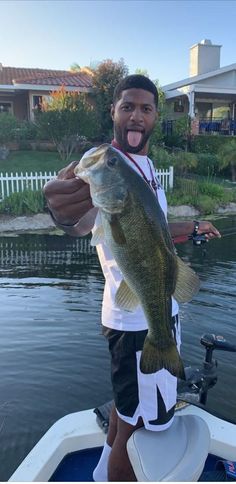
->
[[70, 63, 81, 72], [92, 59, 129, 139], [135, 68, 149, 77], [70, 64, 94, 76], [218, 139, 236, 181], [35, 86, 99, 161]]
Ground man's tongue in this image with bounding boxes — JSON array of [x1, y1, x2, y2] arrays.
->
[[127, 131, 142, 147]]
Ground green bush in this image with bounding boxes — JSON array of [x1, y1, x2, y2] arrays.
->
[[166, 191, 193, 206], [172, 151, 198, 175], [14, 121, 37, 141], [149, 146, 172, 168], [164, 115, 191, 149], [218, 139, 236, 182], [195, 153, 220, 176], [168, 175, 233, 214], [199, 181, 225, 200], [190, 135, 235, 154], [195, 195, 218, 215], [0, 113, 19, 145], [0, 190, 46, 215]]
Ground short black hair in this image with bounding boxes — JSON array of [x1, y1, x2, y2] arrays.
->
[[113, 74, 158, 107]]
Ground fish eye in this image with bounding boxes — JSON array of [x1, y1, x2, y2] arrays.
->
[[107, 156, 117, 167]]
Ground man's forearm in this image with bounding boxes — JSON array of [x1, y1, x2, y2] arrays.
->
[[169, 221, 195, 239]]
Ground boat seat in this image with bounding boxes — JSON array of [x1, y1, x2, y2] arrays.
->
[[127, 414, 210, 481]]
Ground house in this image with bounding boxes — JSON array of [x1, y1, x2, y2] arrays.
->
[[162, 40, 236, 135], [0, 64, 93, 122]]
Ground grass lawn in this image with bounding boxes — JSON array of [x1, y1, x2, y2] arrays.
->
[[0, 150, 83, 174]]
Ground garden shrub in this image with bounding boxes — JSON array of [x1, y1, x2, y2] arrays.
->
[[195, 153, 220, 176], [190, 135, 235, 154], [199, 181, 225, 201], [0, 190, 46, 215], [0, 113, 19, 157], [172, 151, 198, 175], [195, 194, 218, 215], [149, 146, 173, 168]]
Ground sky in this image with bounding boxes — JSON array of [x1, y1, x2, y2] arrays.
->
[[1, 0, 236, 86]]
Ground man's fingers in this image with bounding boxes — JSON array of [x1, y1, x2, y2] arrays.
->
[[43, 177, 87, 196], [199, 221, 221, 238], [51, 198, 94, 226], [46, 186, 92, 210], [57, 160, 80, 180]]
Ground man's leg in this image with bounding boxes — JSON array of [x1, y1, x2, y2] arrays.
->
[[93, 403, 118, 481], [108, 413, 143, 482]]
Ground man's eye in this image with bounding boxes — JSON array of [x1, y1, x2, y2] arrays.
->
[[144, 106, 152, 113], [122, 105, 131, 111]]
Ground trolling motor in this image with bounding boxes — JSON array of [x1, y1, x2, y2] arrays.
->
[[178, 333, 236, 405]]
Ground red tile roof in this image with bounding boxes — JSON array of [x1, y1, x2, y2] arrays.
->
[[0, 66, 93, 88]]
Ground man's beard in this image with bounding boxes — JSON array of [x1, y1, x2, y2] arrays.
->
[[113, 125, 153, 154]]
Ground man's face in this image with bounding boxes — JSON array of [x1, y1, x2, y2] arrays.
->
[[111, 88, 157, 155]]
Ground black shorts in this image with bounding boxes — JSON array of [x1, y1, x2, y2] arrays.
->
[[103, 315, 180, 431]]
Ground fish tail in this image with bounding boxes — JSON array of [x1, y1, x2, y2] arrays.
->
[[140, 336, 185, 380]]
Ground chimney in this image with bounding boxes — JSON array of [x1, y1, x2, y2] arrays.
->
[[189, 39, 222, 77], [0, 63, 3, 71]]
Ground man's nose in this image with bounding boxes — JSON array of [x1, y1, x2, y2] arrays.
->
[[130, 108, 143, 122]]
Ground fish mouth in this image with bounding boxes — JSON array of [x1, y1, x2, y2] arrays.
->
[[75, 144, 110, 174]]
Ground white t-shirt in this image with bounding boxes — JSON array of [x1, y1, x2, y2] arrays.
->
[[91, 151, 179, 331]]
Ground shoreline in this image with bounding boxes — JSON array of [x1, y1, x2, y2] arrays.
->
[[0, 204, 236, 235]]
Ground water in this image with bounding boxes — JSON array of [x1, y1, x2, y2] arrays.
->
[[0, 216, 236, 481]]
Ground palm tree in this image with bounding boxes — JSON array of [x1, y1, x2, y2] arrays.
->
[[218, 140, 236, 182]]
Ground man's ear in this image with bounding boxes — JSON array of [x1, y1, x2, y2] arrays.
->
[[110, 104, 115, 121]]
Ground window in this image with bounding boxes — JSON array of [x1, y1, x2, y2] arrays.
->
[[0, 102, 13, 114], [33, 95, 43, 112]]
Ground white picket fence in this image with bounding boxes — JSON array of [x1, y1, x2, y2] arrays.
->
[[156, 167, 174, 191], [0, 167, 173, 201], [0, 171, 57, 200]]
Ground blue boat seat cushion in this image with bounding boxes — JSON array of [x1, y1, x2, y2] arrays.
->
[[127, 414, 210, 481]]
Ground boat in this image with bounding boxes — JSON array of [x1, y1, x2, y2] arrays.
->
[[9, 333, 236, 482]]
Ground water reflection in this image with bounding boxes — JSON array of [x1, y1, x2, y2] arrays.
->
[[0, 216, 236, 480]]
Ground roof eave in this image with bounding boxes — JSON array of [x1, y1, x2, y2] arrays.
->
[[0, 84, 16, 91], [162, 63, 236, 92], [12, 83, 93, 92]]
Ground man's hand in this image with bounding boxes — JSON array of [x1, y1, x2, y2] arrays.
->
[[43, 161, 94, 226], [169, 220, 221, 244], [197, 221, 221, 240]]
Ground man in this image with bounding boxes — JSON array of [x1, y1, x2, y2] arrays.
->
[[44, 75, 220, 481]]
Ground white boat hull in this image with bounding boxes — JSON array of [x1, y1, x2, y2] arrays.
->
[[9, 404, 236, 482]]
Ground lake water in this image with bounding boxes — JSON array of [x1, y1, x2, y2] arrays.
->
[[0, 215, 236, 481]]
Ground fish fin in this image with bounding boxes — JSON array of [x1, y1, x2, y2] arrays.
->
[[173, 256, 200, 303], [115, 280, 140, 312], [140, 336, 185, 380], [90, 226, 104, 246], [110, 215, 127, 245]]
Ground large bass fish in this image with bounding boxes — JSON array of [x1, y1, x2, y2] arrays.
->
[[75, 144, 200, 379]]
